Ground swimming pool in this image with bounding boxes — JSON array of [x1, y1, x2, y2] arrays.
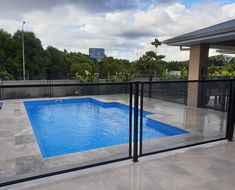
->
[[24, 98, 188, 158]]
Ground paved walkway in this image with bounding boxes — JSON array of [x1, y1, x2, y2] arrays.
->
[[2, 140, 235, 190]]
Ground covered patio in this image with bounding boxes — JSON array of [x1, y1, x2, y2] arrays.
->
[[164, 19, 235, 107]]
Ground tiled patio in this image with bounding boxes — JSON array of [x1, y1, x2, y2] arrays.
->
[[0, 94, 227, 185], [2, 141, 235, 190]]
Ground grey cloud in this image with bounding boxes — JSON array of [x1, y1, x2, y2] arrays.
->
[[118, 30, 155, 39], [0, 0, 65, 19], [71, 0, 136, 12], [0, 0, 178, 19], [73, 0, 177, 12]]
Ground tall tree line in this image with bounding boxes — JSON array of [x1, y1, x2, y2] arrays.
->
[[0, 29, 96, 79], [2, 29, 234, 81]]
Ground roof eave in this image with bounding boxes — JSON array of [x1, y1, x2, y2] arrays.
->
[[163, 31, 235, 46]]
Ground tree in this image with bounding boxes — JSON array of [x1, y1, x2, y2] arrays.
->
[[67, 52, 96, 77], [13, 30, 47, 79], [223, 63, 235, 73], [0, 29, 18, 78], [135, 38, 166, 75], [70, 63, 92, 76], [0, 69, 12, 80], [151, 38, 162, 49], [151, 38, 163, 58], [208, 55, 230, 67], [97, 57, 133, 78], [136, 51, 166, 74], [45, 46, 70, 79]]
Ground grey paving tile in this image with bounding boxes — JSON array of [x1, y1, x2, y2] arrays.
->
[[1, 142, 235, 190], [0, 159, 16, 180], [0, 137, 15, 162], [0, 129, 14, 138], [15, 143, 40, 158], [15, 135, 35, 145], [16, 155, 45, 175]]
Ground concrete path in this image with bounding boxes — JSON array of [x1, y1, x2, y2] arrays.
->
[[2, 141, 235, 190]]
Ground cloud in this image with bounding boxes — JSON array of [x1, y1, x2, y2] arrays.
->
[[0, 1, 235, 61], [72, 0, 178, 12], [0, 0, 65, 19], [118, 30, 155, 39], [0, 0, 178, 19]]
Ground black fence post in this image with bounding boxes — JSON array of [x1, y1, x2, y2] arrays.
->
[[0, 79, 3, 100], [227, 80, 235, 141], [139, 83, 144, 156], [129, 83, 133, 158], [133, 82, 139, 162]]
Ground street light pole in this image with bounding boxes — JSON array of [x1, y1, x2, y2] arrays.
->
[[22, 21, 26, 80]]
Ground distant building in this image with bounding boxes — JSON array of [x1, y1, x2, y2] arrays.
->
[[169, 71, 181, 76]]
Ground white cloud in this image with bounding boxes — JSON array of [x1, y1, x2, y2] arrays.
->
[[0, 1, 235, 61]]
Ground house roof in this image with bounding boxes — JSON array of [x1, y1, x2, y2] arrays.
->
[[163, 19, 235, 49]]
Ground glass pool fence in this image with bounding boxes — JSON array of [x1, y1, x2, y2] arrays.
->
[[0, 80, 234, 187]]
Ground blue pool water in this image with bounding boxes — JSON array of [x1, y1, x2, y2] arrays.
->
[[24, 98, 187, 158]]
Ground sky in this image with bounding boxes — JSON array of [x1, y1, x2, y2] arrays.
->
[[0, 0, 235, 61]]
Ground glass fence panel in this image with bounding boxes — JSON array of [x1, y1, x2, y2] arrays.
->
[[0, 83, 131, 186], [51, 84, 129, 97], [1, 86, 50, 100], [143, 82, 187, 104], [141, 81, 229, 155], [200, 81, 230, 112]]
